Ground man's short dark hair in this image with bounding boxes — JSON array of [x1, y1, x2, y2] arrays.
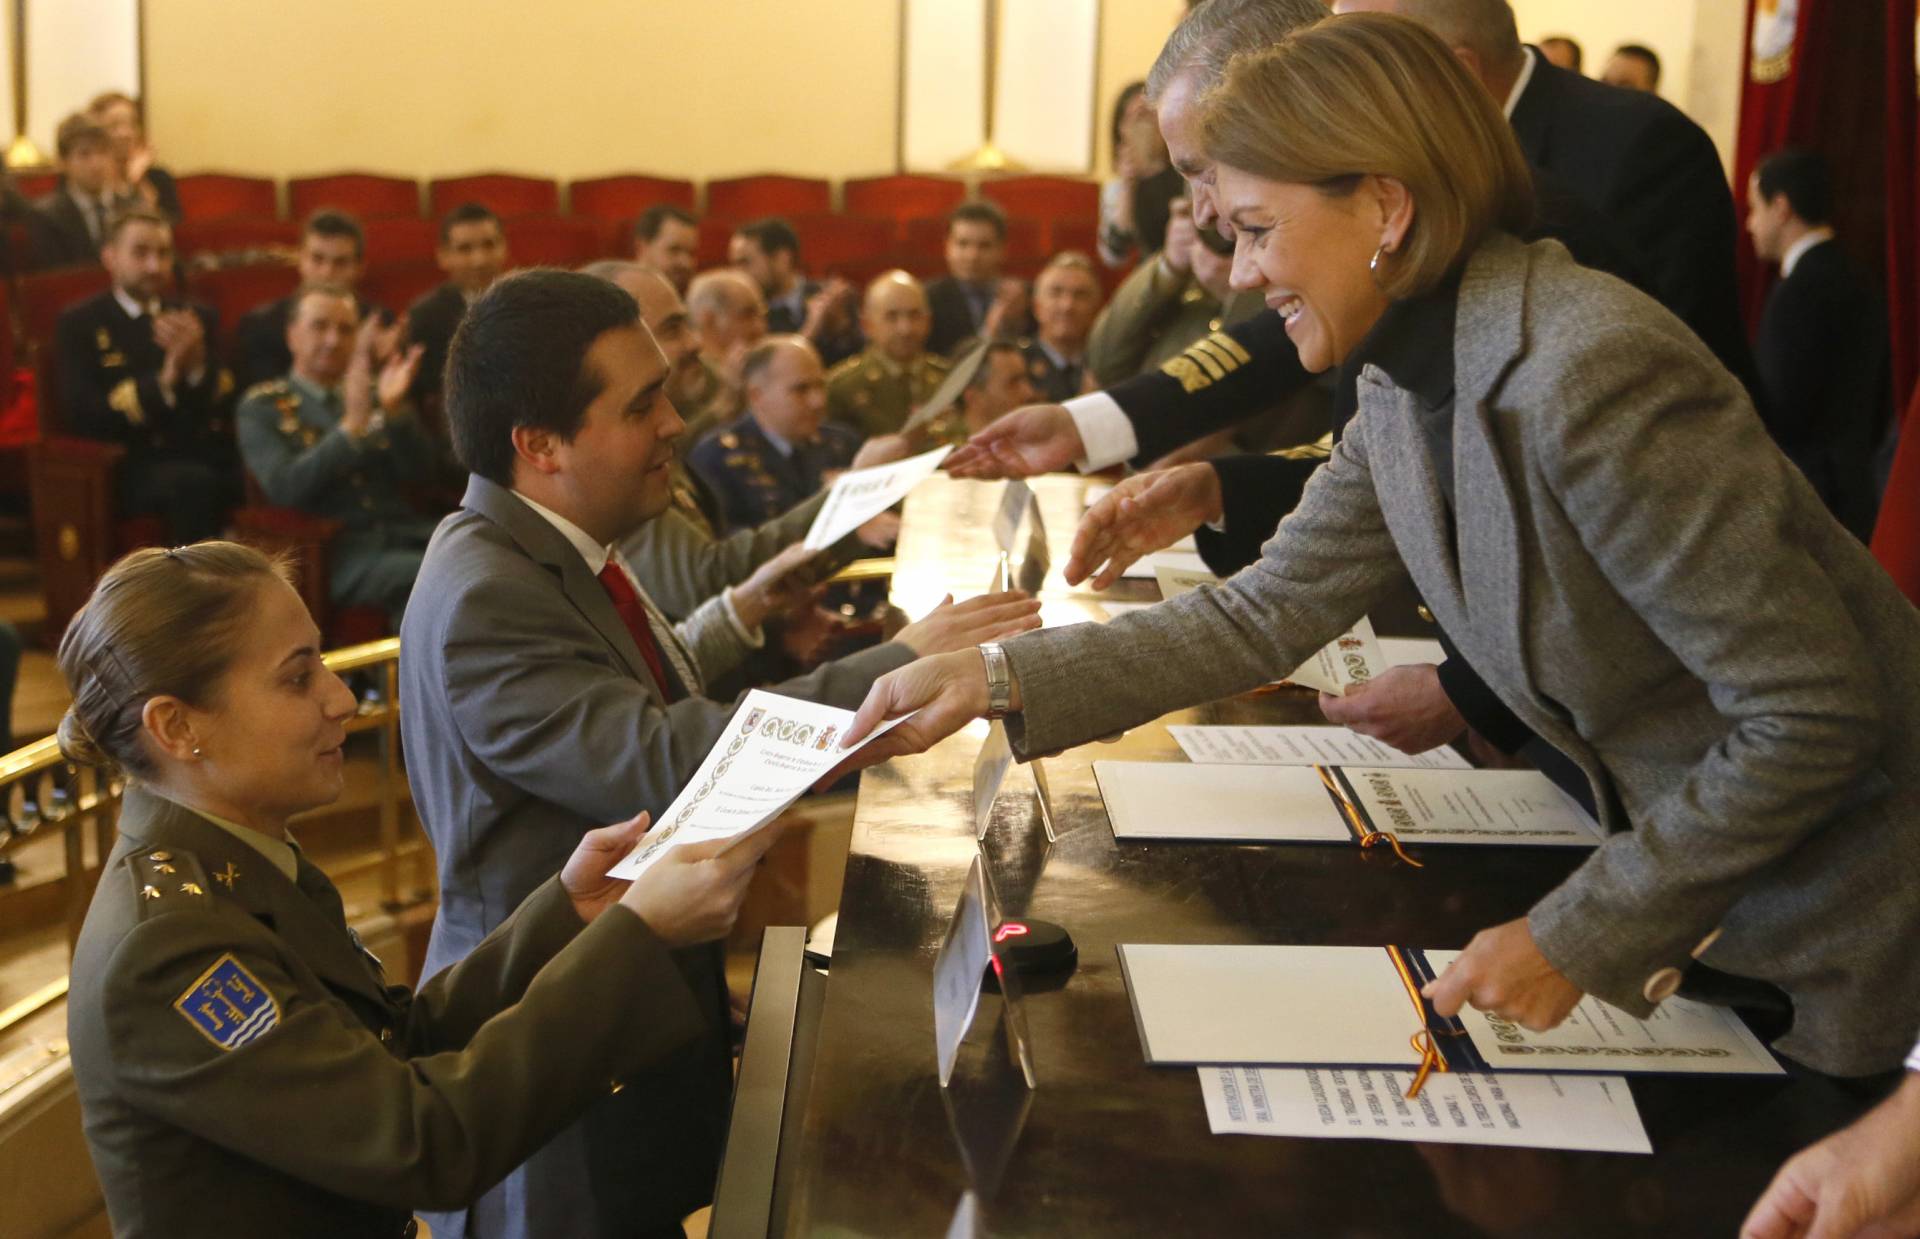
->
[[1541, 35, 1582, 72], [948, 200, 1008, 241], [104, 206, 169, 245], [952, 337, 1023, 391], [439, 201, 502, 245], [1756, 148, 1833, 226], [1613, 43, 1661, 85], [736, 217, 800, 261], [445, 269, 641, 486], [56, 113, 110, 160], [633, 203, 696, 243], [304, 208, 365, 259], [289, 282, 358, 322]]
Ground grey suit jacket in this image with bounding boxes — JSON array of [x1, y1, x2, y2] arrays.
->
[[400, 475, 914, 1237], [1003, 235, 1920, 1077]]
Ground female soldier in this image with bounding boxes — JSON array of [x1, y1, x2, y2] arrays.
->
[[63, 542, 779, 1237]]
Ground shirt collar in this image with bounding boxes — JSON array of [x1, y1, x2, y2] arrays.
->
[[754, 418, 797, 458], [1037, 339, 1083, 369], [287, 372, 343, 407], [512, 490, 615, 575], [1503, 46, 1538, 119], [1334, 268, 1462, 415], [112, 287, 149, 320], [1782, 228, 1835, 278], [191, 807, 301, 883]]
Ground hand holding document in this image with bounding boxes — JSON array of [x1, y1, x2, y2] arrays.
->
[[610, 690, 912, 880], [1199, 1066, 1651, 1153], [803, 444, 953, 550]]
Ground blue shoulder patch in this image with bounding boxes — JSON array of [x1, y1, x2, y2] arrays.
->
[[174, 953, 279, 1051]]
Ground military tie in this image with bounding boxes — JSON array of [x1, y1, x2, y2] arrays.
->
[[596, 561, 679, 703]]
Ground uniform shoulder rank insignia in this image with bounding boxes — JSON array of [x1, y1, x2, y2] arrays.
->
[[174, 952, 279, 1051], [242, 378, 291, 404], [131, 848, 214, 919]]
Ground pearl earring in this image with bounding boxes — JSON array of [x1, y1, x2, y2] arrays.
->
[[191, 746, 204, 758]]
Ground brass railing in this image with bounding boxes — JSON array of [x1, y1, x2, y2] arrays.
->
[[0, 637, 410, 1037]]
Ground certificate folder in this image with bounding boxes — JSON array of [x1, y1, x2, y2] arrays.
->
[[1116, 944, 1784, 1078], [1093, 762, 1603, 850]]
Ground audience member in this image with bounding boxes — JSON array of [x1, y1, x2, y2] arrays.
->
[[930, 339, 1038, 445], [1021, 252, 1104, 402], [236, 286, 437, 626], [825, 270, 948, 438], [632, 203, 700, 294], [234, 210, 377, 391], [1098, 81, 1186, 268], [56, 208, 233, 542], [406, 202, 507, 405], [690, 335, 858, 532], [1538, 34, 1582, 73], [1603, 42, 1661, 92], [29, 114, 129, 270], [1088, 197, 1256, 387], [87, 90, 179, 219], [730, 217, 862, 366], [684, 268, 767, 434], [400, 269, 1036, 1238], [1747, 147, 1891, 541], [925, 201, 1030, 357]]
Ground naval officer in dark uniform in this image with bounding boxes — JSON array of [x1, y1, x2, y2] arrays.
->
[[61, 540, 781, 1239], [236, 285, 441, 626], [55, 206, 235, 542], [687, 335, 860, 532]]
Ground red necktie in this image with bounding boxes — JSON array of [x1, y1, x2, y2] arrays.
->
[[596, 561, 677, 703]]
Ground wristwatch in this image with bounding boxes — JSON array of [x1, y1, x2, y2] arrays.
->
[[980, 642, 1013, 719]]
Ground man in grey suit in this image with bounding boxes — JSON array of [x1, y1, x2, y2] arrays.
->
[[400, 269, 1040, 1239]]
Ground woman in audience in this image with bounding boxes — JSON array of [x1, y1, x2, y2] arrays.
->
[[88, 91, 180, 219], [840, 14, 1920, 1080], [1097, 80, 1185, 268], [62, 542, 775, 1236]]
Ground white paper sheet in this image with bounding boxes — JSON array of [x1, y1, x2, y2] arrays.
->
[[1199, 1067, 1651, 1153], [609, 691, 910, 879], [1344, 767, 1602, 847], [1168, 724, 1469, 771], [972, 719, 1014, 839], [1124, 547, 1211, 581], [1423, 950, 1786, 1077], [1285, 616, 1387, 694], [934, 860, 994, 1087], [1152, 561, 1217, 599], [1380, 636, 1446, 667], [802, 444, 953, 550], [1094, 761, 1351, 844]]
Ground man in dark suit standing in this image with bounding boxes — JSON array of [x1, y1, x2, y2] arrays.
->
[[233, 210, 379, 391], [1746, 148, 1890, 541], [925, 200, 1032, 357], [28, 114, 130, 270], [728, 217, 862, 366], [55, 208, 234, 541], [405, 202, 508, 407]]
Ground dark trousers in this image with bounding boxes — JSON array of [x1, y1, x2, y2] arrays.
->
[[119, 456, 226, 544]]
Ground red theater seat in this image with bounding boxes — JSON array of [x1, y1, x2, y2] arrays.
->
[[172, 217, 300, 262], [503, 215, 603, 268], [287, 172, 421, 221], [186, 263, 301, 356], [980, 175, 1100, 225], [789, 214, 895, 274], [428, 173, 560, 220], [360, 216, 437, 268], [175, 173, 279, 220], [842, 175, 967, 230], [361, 260, 445, 316], [706, 174, 831, 221]]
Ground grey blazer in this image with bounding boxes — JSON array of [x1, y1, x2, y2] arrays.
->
[[1003, 235, 1920, 1077], [400, 475, 913, 1238]]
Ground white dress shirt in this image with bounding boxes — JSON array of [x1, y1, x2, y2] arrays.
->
[[1781, 228, 1835, 279]]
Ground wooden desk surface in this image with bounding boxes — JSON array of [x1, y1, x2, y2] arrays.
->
[[775, 474, 1871, 1237]]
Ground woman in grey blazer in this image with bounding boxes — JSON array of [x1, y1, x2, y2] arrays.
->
[[841, 13, 1920, 1079]]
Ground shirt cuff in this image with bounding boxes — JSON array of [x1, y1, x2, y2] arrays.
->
[[719, 588, 766, 649], [1065, 392, 1139, 473], [1908, 1039, 1920, 1073]]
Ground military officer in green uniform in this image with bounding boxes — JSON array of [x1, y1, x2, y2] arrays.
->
[[61, 541, 781, 1239], [824, 269, 950, 439], [1088, 197, 1264, 387], [236, 285, 442, 627]]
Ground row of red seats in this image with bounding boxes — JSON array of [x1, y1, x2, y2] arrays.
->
[[11, 168, 1100, 230]]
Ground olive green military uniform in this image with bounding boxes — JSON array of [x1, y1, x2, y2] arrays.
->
[[1087, 258, 1267, 389], [675, 353, 742, 448], [823, 347, 950, 439], [67, 786, 705, 1238]]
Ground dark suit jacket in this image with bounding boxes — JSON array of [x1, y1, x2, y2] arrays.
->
[[1509, 51, 1760, 407], [55, 291, 226, 463], [926, 275, 1032, 358], [765, 277, 863, 366], [28, 191, 105, 270], [1755, 239, 1890, 540], [404, 282, 468, 403], [400, 476, 914, 1238]]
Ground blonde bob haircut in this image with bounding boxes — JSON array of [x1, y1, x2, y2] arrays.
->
[[1200, 11, 1535, 300]]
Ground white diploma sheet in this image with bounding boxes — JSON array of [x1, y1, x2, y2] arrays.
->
[[1199, 1067, 1651, 1154], [972, 719, 1015, 839], [802, 444, 953, 550], [1168, 724, 1470, 771], [609, 690, 909, 879], [1343, 767, 1603, 847]]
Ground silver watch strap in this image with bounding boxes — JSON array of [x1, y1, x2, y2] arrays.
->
[[980, 642, 1012, 719]]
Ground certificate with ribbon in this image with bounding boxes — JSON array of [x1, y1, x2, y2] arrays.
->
[[1117, 944, 1783, 1098]]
